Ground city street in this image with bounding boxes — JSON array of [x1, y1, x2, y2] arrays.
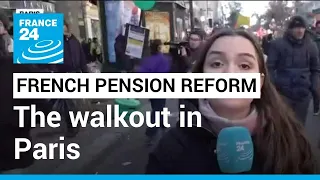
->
[[20, 99, 320, 174], [85, 99, 179, 174], [86, 100, 320, 174]]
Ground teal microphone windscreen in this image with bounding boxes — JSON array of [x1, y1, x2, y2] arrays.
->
[[216, 126, 254, 173]]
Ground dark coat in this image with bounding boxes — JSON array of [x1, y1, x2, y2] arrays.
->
[[57, 34, 88, 73], [262, 34, 273, 55], [313, 32, 320, 58], [145, 99, 265, 174], [170, 46, 202, 73], [114, 34, 132, 72], [145, 99, 319, 174], [0, 55, 51, 171], [267, 32, 320, 101]]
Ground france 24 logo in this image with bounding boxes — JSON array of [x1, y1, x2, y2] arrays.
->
[[13, 13, 64, 64]]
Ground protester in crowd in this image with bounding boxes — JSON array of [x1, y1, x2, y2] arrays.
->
[[312, 20, 320, 115], [267, 16, 320, 124], [82, 38, 93, 62], [171, 29, 205, 73], [61, 21, 88, 73], [53, 20, 89, 138], [0, 11, 13, 53], [90, 37, 102, 63], [115, 33, 132, 72], [0, 35, 51, 173], [145, 29, 319, 174], [138, 39, 171, 146], [183, 29, 205, 64], [261, 33, 274, 55]]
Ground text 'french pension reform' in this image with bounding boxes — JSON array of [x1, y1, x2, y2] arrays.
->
[[13, 73, 261, 99]]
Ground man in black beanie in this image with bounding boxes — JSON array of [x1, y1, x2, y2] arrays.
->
[[267, 15, 320, 125]]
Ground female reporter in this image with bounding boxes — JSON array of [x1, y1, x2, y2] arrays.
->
[[145, 30, 319, 174]]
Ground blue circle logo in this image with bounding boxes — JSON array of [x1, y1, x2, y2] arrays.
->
[[17, 40, 63, 64]]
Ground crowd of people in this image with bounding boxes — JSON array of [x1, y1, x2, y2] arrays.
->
[[1, 10, 320, 174]]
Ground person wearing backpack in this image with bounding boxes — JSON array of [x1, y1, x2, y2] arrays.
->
[[267, 16, 320, 125]]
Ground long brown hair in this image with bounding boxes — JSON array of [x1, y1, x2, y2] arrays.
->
[[193, 29, 318, 173]]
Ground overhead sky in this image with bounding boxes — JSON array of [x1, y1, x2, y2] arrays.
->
[[239, 1, 295, 25], [239, 1, 270, 16], [239, 1, 270, 25]]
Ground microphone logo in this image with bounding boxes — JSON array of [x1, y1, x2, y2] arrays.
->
[[216, 127, 254, 173], [236, 141, 253, 161]]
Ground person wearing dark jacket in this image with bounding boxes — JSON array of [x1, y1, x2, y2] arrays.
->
[[267, 16, 320, 124], [59, 21, 88, 73], [146, 29, 319, 174], [0, 40, 51, 172], [115, 34, 132, 72], [312, 21, 320, 115], [0, 10, 13, 53], [173, 29, 204, 73], [54, 21, 88, 138], [82, 38, 93, 62], [261, 33, 274, 55]]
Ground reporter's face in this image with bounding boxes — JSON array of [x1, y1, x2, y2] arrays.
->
[[203, 35, 261, 110], [189, 34, 202, 49]]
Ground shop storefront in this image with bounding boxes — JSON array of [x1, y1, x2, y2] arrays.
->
[[143, 2, 188, 44]]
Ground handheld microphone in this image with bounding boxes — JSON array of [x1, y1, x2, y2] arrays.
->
[[216, 126, 254, 173]]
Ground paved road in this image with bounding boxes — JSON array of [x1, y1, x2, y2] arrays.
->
[[86, 99, 179, 174], [86, 100, 320, 174], [17, 98, 319, 174], [21, 99, 149, 174]]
